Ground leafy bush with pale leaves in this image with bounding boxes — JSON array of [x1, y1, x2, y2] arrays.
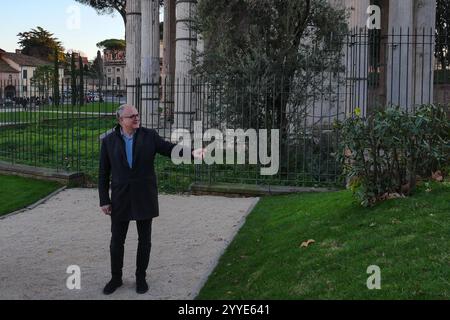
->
[[335, 104, 450, 206]]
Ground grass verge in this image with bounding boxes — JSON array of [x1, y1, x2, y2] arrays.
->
[[197, 181, 450, 299], [0, 174, 63, 217]]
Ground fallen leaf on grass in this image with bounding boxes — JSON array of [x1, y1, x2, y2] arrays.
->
[[300, 239, 315, 248]]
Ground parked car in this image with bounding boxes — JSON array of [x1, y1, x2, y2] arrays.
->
[[86, 92, 103, 102]]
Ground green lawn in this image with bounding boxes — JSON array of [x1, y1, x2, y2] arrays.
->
[[1, 102, 341, 190], [40, 102, 120, 113], [0, 115, 339, 191], [0, 112, 115, 123], [0, 117, 196, 193], [0, 118, 116, 172], [0, 174, 62, 217], [0, 103, 118, 123], [197, 181, 450, 299]]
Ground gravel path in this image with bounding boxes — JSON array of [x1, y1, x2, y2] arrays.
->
[[0, 188, 259, 300]]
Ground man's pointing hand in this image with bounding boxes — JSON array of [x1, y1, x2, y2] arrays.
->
[[192, 148, 206, 160]]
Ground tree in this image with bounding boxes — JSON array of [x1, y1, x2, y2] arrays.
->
[[74, 0, 127, 23], [193, 0, 348, 176], [97, 39, 126, 51], [92, 50, 104, 81], [97, 39, 126, 66], [17, 26, 65, 62], [74, 0, 164, 24], [85, 50, 105, 84], [31, 65, 53, 99], [436, 0, 450, 69]]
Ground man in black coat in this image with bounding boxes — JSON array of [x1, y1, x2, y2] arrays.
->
[[98, 104, 205, 295]]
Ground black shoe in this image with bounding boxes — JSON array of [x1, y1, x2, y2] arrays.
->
[[103, 278, 123, 295], [136, 278, 149, 294]]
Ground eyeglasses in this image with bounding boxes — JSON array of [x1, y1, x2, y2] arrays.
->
[[122, 114, 140, 120]]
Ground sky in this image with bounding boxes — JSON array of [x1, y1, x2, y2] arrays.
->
[[0, 0, 163, 60]]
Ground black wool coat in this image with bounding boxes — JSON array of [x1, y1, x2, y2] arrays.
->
[[98, 124, 193, 221]]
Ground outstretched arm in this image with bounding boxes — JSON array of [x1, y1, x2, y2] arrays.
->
[[153, 130, 205, 160]]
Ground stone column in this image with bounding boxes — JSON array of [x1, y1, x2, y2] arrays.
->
[[162, 0, 176, 129], [376, 0, 390, 109], [174, 0, 197, 131], [195, 33, 205, 122], [141, 0, 160, 128], [125, 0, 142, 106], [350, 0, 370, 116], [386, 0, 414, 110], [330, 0, 370, 116], [413, 0, 436, 107], [352, 0, 371, 31]]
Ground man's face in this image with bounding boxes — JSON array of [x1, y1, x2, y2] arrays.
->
[[119, 106, 140, 131]]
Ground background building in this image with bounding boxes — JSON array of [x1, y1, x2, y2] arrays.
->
[[102, 41, 163, 88], [103, 48, 126, 88], [0, 56, 20, 100], [0, 49, 64, 100]]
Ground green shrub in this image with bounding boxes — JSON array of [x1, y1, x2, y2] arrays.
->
[[335, 104, 450, 206]]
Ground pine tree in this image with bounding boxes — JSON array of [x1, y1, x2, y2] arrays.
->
[[17, 26, 65, 62]]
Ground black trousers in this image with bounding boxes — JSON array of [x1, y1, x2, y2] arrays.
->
[[110, 219, 153, 280]]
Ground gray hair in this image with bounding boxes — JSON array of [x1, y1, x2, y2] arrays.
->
[[116, 104, 133, 121]]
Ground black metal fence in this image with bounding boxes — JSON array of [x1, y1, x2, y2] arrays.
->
[[0, 30, 449, 190]]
